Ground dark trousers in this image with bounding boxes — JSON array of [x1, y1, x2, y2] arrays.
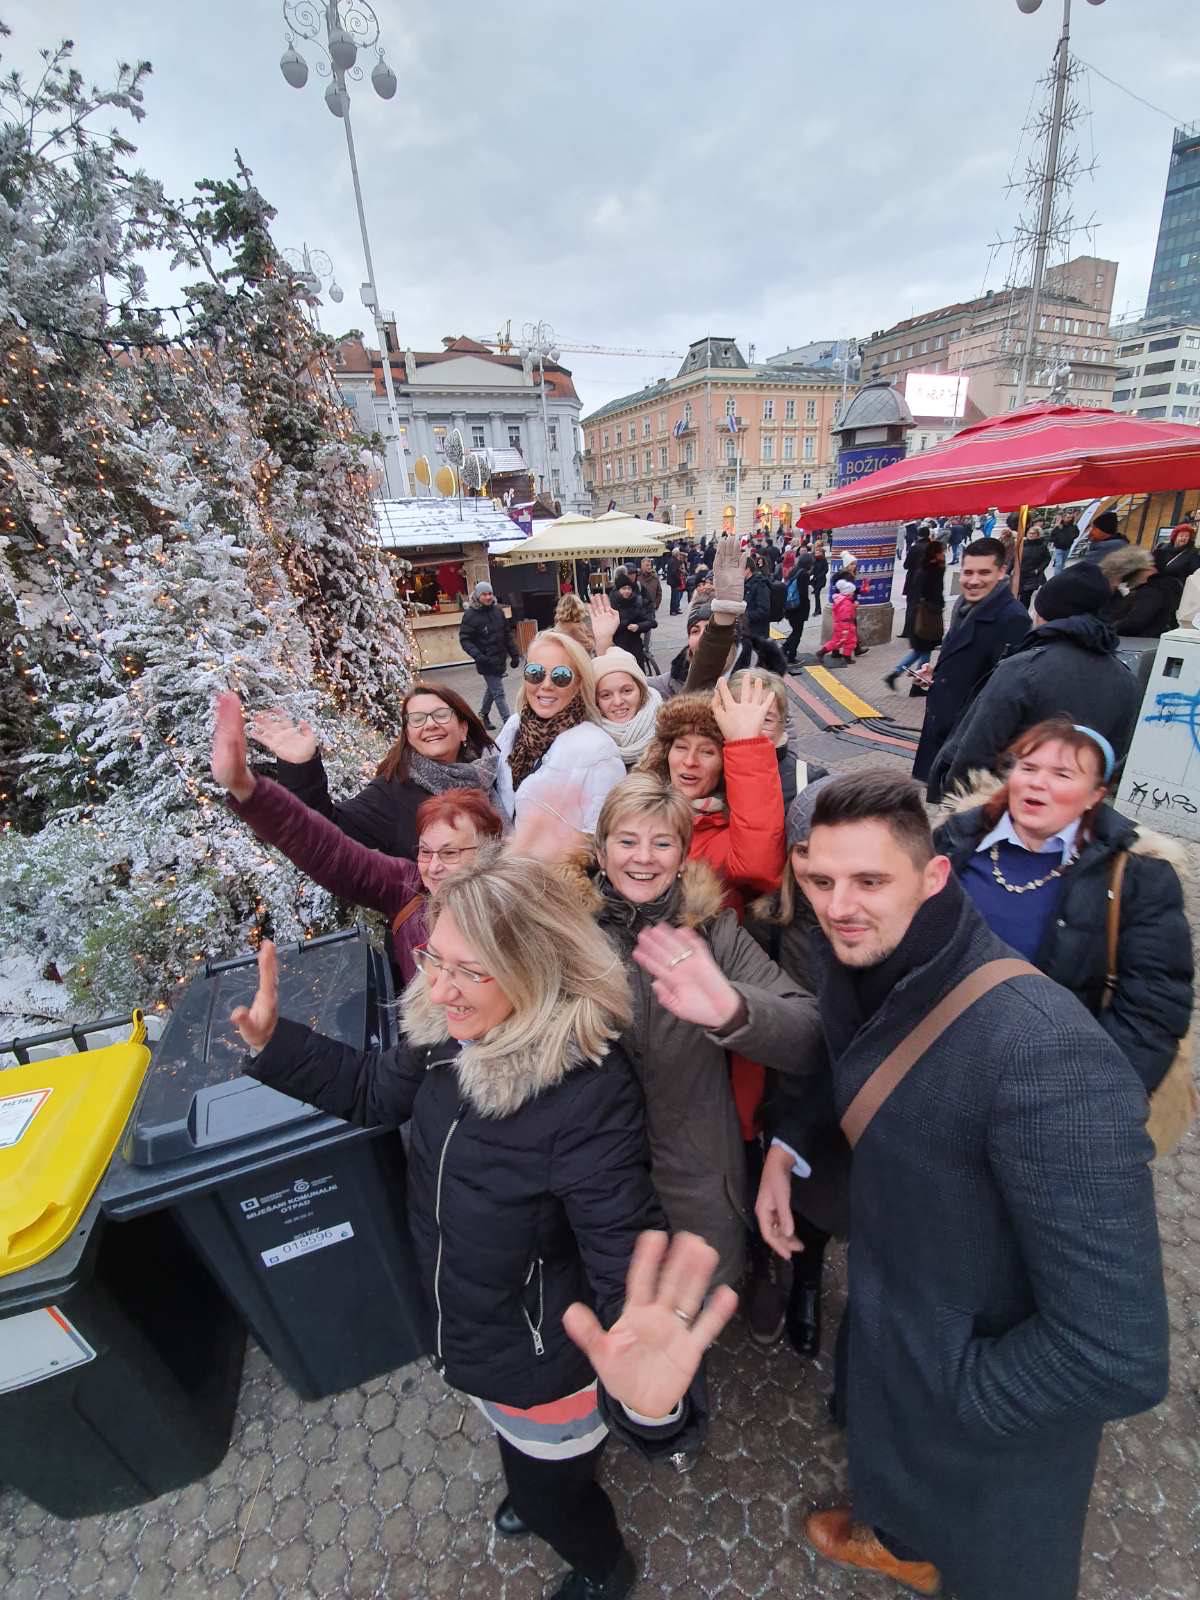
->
[[734, 634, 788, 675], [669, 585, 684, 614], [782, 605, 809, 659], [810, 580, 823, 615], [497, 1434, 624, 1581]]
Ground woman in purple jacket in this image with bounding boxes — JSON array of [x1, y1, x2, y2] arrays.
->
[[212, 694, 503, 985]]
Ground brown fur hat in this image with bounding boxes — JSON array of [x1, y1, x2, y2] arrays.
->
[[636, 692, 723, 781]]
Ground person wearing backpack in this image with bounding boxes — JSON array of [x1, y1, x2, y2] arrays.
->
[[782, 552, 812, 663]]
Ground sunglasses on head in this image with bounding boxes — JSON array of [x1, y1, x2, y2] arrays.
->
[[523, 663, 576, 687]]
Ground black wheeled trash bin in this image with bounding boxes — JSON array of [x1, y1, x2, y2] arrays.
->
[[0, 1015, 245, 1518], [101, 927, 433, 1401]]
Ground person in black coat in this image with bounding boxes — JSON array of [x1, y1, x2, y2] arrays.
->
[[754, 770, 1168, 1600], [933, 563, 1140, 801], [809, 543, 829, 615], [911, 538, 1031, 801], [934, 720, 1192, 1095], [459, 582, 520, 728], [1155, 523, 1200, 583], [885, 541, 945, 688], [666, 548, 686, 615], [1101, 547, 1182, 638], [231, 857, 732, 1600], [734, 554, 787, 673], [609, 574, 655, 669], [252, 683, 497, 861], [900, 526, 931, 636], [1016, 523, 1051, 607]]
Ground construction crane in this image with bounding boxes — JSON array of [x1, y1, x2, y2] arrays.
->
[[484, 319, 681, 360]]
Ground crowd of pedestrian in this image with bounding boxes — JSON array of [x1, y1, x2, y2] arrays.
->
[[201, 510, 1196, 1600]]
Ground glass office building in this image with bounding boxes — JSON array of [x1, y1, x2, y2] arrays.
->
[[1146, 123, 1200, 325]]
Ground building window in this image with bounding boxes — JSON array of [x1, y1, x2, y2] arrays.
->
[[1112, 388, 1132, 402], [760, 473, 772, 492], [783, 434, 796, 461], [632, 485, 640, 501], [1144, 359, 1177, 376], [685, 442, 695, 465], [548, 423, 559, 451], [471, 424, 486, 449], [642, 418, 651, 439], [784, 398, 795, 421], [1148, 335, 1181, 352], [604, 462, 613, 483], [508, 424, 522, 450], [781, 473, 792, 491], [552, 469, 561, 497], [644, 450, 653, 472], [724, 473, 737, 495], [659, 445, 668, 469], [803, 435, 815, 461], [616, 459, 623, 480], [433, 424, 447, 453], [802, 471, 813, 489], [805, 399, 816, 422], [725, 396, 737, 416], [725, 440, 737, 463], [658, 410, 667, 434], [683, 401, 693, 426], [661, 481, 670, 501], [615, 428, 623, 445], [629, 454, 637, 477], [602, 431, 610, 449], [762, 436, 775, 463], [1140, 383, 1172, 398], [762, 398, 774, 420]]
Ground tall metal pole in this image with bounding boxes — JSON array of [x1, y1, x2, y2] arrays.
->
[[537, 349, 552, 497], [339, 86, 409, 494], [1015, 0, 1072, 409]]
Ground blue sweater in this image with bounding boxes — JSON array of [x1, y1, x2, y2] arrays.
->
[[960, 840, 1068, 961]]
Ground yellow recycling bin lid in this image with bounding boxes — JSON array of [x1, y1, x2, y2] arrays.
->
[[0, 1012, 151, 1277]]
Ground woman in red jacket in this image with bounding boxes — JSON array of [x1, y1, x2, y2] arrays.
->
[[211, 694, 502, 986], [636, 678, 785, 902]]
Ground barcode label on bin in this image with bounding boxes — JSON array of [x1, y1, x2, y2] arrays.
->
[[0, 1306, 96, 1394], [261, 1222, 354, 1268]]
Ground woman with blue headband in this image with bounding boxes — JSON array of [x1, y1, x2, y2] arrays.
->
[[933, 717, 1192, 1096]]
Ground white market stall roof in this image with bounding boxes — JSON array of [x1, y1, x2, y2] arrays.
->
[[373, 497, 531, 555], [496, 511, 667, 566]]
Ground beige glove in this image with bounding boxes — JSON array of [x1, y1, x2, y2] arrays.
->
[[711, 536, 747, 622]]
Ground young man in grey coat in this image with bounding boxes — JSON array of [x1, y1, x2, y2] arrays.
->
[[755, 770, 1168, 1600]]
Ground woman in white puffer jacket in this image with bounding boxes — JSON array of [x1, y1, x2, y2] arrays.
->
[[494, 629, 625, 835]]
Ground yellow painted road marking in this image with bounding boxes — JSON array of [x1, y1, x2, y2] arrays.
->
[[806, 665, 881, 720]]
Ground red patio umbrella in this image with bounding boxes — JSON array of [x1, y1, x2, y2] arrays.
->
[[798, 403, 1200, 529]]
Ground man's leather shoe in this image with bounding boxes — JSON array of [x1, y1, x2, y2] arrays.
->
[[493, 1496, 529, 1537], [805, 1509, 941, 1596], [786, 1281, 822, 1357]]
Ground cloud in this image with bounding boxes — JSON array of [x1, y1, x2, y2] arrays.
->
[[3, 0, 1194, 412]]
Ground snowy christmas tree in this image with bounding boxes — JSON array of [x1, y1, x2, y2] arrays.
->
[[0, 30, 414, 1028]]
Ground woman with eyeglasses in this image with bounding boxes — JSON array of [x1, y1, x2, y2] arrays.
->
[[211, 694, 503, 985], [249, 682, 498, 862], [494, 629, 625, 834], [228, 854, 736, 1600]]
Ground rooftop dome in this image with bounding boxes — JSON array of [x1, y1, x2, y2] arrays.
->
[[835, 380, 914, 436]]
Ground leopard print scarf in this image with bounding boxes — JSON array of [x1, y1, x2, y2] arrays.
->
[[508, 698, 588, 790]]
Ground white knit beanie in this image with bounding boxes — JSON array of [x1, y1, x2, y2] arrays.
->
[[591, 647, 649, 696]]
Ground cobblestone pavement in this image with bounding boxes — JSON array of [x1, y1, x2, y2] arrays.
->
[[3, 578, 1198, 1598]]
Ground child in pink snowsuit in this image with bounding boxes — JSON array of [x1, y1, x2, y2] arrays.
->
[[818, 579, 858, 666]]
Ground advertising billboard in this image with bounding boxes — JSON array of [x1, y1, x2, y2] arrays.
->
[[904, 372, 968, 419]]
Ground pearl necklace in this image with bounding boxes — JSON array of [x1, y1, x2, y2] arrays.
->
[[989, 842, 1069, 895]]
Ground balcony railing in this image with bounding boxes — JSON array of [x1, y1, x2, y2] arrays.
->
[[714, 415, 747, 431]]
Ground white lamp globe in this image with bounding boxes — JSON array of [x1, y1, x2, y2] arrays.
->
[[327, 27, 358, 71], [372, 58, 398, 99], [324, 81, 349, 118], [329, 281, 345, 304], [1015, 0, 1043, 11], [280, 46, 309, 88]]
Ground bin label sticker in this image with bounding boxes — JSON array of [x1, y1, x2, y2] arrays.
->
[[0, 1305, 96, 1394], [236, 1174, 338, 1226], [0, 1087, 51, 1149], [261, 1222, 354, 1269]]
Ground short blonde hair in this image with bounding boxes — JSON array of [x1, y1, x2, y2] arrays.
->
[[518, 629, 601, 722], [595, 772, 693, 852], [425, 853, 630, 1067], [728, 669, 789, 735]]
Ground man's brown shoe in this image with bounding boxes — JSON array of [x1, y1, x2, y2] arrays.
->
[[805, 1508, 942, 1596]]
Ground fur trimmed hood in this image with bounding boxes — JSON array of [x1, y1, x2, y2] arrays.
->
[[636, 692, 723, 782], [937, 774, 1186, 869], [593, 856, 728, 933], [400, 977, 607, 1120]]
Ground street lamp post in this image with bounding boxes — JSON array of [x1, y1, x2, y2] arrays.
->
[[518, 321, 559, 501], [282, 243, 344, 331], [280, 1, 409, 495], [1013, 0, 1107, 408]]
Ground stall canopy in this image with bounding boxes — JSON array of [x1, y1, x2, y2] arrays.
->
[[593, 509, 689, 540], [373, 497, 531, 556], [798, 403, 1200, 529], [495, 511, 666, 565]]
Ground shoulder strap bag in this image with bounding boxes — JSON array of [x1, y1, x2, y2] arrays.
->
[[1103, 851, 1197, 1157], [840, 958, 1038, 1149]]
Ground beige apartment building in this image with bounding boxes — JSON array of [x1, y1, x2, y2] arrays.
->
[[860, 256, 1123, 435], [581, 338, 843, 537]]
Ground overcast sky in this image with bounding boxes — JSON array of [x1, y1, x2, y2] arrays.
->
[[6, 1, 1199, 412]]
